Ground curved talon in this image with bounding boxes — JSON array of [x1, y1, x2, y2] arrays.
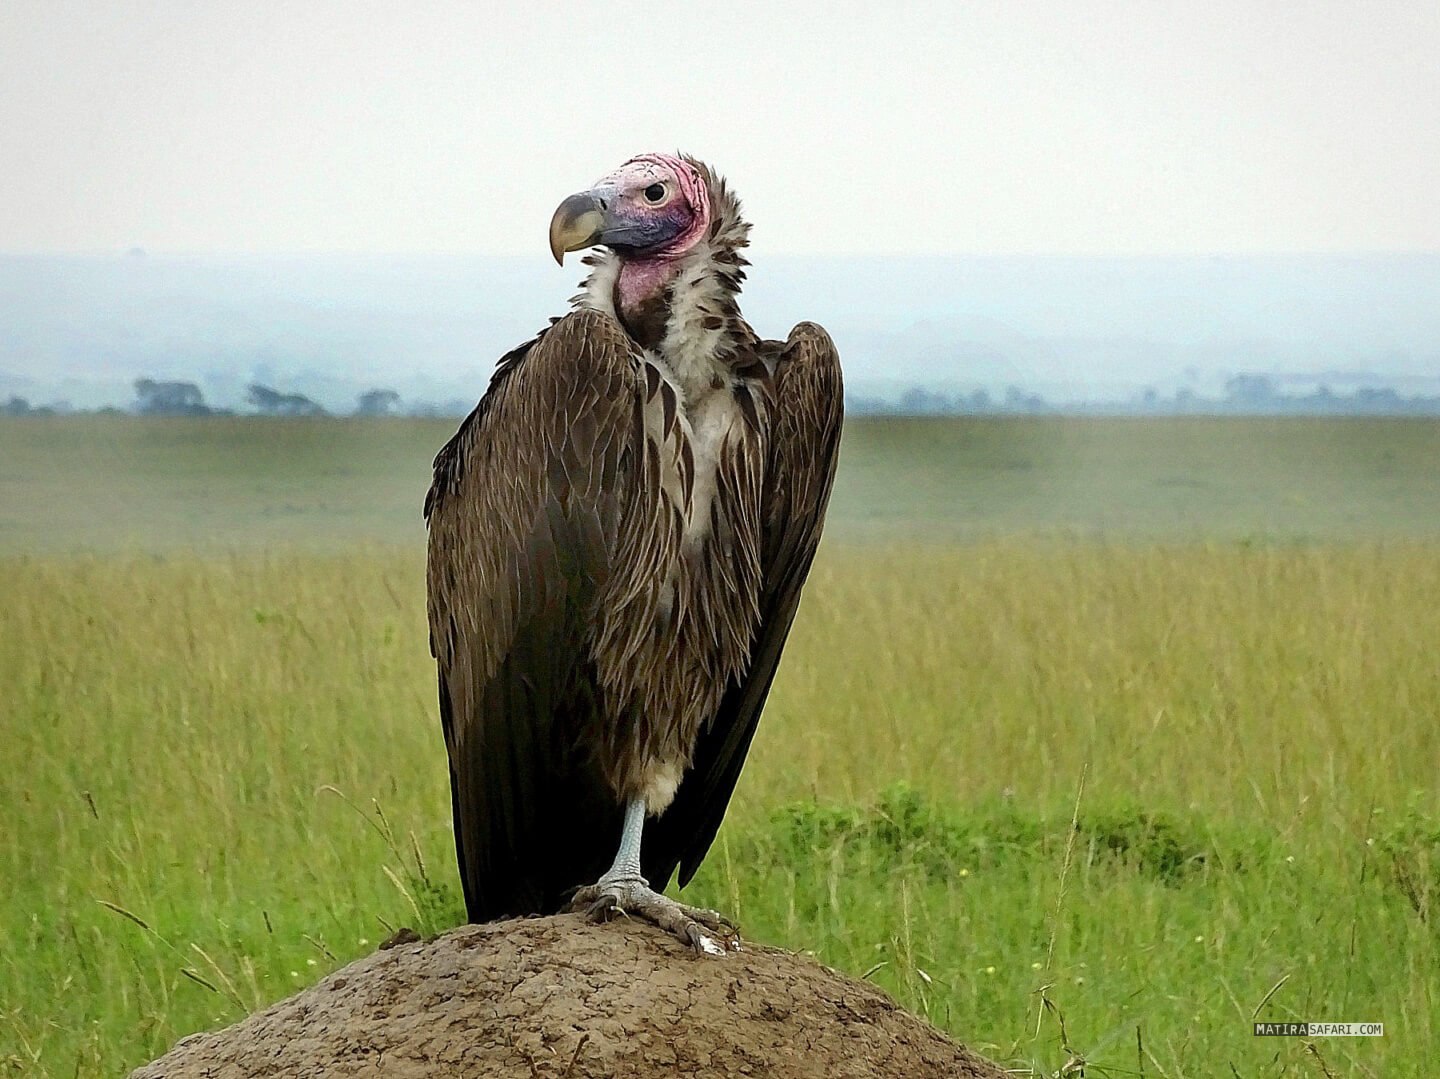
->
[[567, 878, 740, 956], [686, 906, 740, 945], [583, 892, 619, 922], [686, 924, 726, 956]]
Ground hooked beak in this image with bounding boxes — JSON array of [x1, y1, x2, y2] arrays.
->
[[548, 192, 608, 265]]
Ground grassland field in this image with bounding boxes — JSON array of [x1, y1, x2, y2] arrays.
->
[[2, 415, 1438, 1076]]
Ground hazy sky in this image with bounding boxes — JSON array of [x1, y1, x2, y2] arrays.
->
[[3, 0, 1438, 255]]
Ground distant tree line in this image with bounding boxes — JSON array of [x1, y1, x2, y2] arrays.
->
[[849, 385, 1050, 415], [1197, 374, 1440, 415], [356, 388, 401, 416], [846, 373, 1440, 417], [3, 396, 62, 417], [6, 370, 1440, 419], [133, 379, 230, 416], [103, 379, 470, 418], [245, 383, 327, 416]]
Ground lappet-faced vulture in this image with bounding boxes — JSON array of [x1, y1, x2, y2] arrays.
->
[[424, 153, 843, 953]]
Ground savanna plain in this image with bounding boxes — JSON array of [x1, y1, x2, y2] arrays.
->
[[2, 416, 1438, 1077]]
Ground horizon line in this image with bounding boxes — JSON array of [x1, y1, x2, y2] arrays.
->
[[3, 247, 1440, 262]]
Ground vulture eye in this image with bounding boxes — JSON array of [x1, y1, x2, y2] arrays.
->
[[643, 183, 667, 204]]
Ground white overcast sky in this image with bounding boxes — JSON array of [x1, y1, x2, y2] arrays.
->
[[2, 0, 1438, 255]]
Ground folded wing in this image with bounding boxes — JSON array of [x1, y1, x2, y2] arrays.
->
[[644, 322, 845, 889], [424, 309, 652, 920]]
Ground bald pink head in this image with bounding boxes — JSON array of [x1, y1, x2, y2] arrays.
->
[[590, 153, 711, 259], [547, 152, 715, 315], [559, 154, 705, 264], [549, 152, 713, 265]]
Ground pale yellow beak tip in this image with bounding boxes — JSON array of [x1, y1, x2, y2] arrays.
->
[[548, 194, 606, 268]]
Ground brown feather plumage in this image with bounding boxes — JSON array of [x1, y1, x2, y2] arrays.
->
[[425, 162, 843, 922]]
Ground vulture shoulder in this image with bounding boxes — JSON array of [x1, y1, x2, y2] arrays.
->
[[643, 320, 844, 890]]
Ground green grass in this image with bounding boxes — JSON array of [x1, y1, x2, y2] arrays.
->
[[2, 415, 1439, 552], [2, 416, 1439, 1075]]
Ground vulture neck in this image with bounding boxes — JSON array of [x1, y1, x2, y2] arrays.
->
[[575, 205, 752, 407]]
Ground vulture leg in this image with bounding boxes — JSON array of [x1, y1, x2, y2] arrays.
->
[[569, 799, 739, 956]]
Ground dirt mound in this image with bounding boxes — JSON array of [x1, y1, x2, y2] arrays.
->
[[130, 914, 1005, 1078]]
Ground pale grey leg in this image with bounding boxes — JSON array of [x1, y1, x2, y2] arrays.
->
[[597, 798, 646, 884]]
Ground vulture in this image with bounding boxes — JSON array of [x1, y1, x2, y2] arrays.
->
[[424, 153, 843, 954]]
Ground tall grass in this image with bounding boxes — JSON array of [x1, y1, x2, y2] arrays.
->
[[3, 541, 1436, 1074]]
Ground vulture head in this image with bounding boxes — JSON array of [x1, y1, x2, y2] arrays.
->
[[549, 153, 713, 267], [550, 153, 751, 351]]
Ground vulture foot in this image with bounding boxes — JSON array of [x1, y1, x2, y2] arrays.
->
[[570, 876, 740, 956]]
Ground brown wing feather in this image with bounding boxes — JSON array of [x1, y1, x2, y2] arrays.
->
[[425, 309, 651, 920], [644, 321, 844, 889]]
